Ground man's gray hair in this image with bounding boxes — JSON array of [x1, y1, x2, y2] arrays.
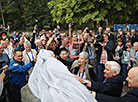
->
[[106, 28, 111, 31], [24, 41, 31, 46], [133, 42, 138, 46], [105, 61, 121, 74]]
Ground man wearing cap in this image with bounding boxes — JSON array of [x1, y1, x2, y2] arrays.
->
[[0, 32, 7, 40]]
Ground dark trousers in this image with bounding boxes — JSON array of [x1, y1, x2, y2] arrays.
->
[[7, 83, 21, 102], [0, 83, 7, 102], [0, 94, 6, 102], [97, 63, 105, 82], [121, 64, 128, 81]]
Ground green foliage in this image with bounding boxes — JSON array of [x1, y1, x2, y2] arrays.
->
[[0, 0, 55, 31], [48, 0, 138, 25], [43, 25, 51, 30], [26, 27, 33, 31], [0, 0, 138, 31]]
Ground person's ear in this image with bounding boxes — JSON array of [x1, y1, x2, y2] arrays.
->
[[113, 71, 117, 76], [85, 59, 88, 62]]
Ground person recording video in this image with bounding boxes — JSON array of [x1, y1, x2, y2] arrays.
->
[[95, 33, 114, 82]]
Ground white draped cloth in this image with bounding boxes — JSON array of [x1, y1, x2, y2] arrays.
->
[[28, 49, 97, 102], [0, 81, 3, 96]]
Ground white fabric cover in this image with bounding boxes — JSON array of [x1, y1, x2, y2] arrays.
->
[[28, 49, 97, 102], [0, 81, 3, 96]]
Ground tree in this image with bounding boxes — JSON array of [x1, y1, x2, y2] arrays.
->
[[48, 0, 138, 26], [2, 0, 25, 30], [0, 0, 55, 31], [22, 0, 55, 30]]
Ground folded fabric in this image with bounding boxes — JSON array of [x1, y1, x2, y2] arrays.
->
[[28, 49, 97, 102], [0, 81, 3, 96]]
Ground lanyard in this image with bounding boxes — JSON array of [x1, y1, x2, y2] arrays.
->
[[79, 69, 85, 78], [26, 50, 34, 61]]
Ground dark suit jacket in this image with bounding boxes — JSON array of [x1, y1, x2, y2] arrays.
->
[[90, 75, 123, 97], [57, 56, 73, 70], [96, 88, 138, 102], [108, 33, 115, 42], [131, 34, 138, 44]]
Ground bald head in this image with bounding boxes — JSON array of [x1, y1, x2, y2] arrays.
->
[[126, 67, 138, 88], [129, 67, 138, 81]]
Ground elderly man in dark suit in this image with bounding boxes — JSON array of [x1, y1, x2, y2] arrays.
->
[[86, 61, 123, 97], [75, 61, 123, 97], [92, 67, 138, 102], [106, 27, 115, 42]]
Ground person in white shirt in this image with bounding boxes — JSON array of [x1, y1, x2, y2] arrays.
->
[[22, 41, 37, 75]]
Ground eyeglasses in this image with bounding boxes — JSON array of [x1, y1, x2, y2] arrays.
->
[[17, 55, 23, 57]]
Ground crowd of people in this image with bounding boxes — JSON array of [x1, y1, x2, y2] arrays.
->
[[0, 23, 138, 102]]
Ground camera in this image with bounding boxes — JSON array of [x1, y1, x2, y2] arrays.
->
[[85, 27, 90, 33], [86, 29, 90, 33], [55, 33, 60, 37], [70, 22, 75, 27], [87, 42, 91, 46], [85, 38, 94, 46], [87, 40, 94, 46], [35, 20, 38, 26], [35, 20, 39, 30], [13, 39, 19, 45], [56, 33, 61, 41], [96, 35, 104, 43]]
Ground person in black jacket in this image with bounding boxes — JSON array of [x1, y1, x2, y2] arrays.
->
[[57, 48, 74, 70], [79, 61, 123, 97], [92, 67, 138, 102], [95, 33, 115, 82], [106, 28, 115, 42], [113, 38, 123, 64], [131, 29, 138, 45]]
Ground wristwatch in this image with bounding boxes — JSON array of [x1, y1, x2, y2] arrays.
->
[[84, 80, 89, 86]]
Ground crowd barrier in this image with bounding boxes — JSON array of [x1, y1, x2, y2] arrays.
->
[[114, 24, 138, 32]]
